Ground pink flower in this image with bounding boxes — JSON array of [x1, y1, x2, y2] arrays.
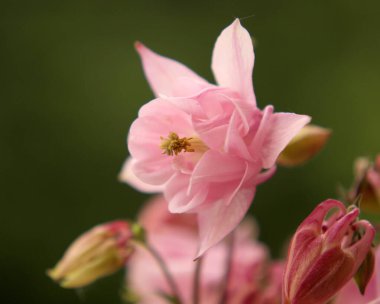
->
[[121, 19, 311, 256], [334, 246, 380, 304], [127, 196, 272, 304], [231, 261, 284, 304], [283, 199, 375, 304]]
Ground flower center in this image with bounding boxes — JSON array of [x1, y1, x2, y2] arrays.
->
[[160, 132, 207, 156]]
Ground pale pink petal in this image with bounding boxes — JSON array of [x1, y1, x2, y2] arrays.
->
[[190, 150, 247, 185], [195, 89, 235, 119], [118, 158, 164, 193], [127, 99, 195, 185], [193, 121, 228, 150], [335, 279, 377, 304], [225, 162, 251, 206], [224, 111, 253, 160], [128, 100, 193, 161], [260, 111, 311, 168], [131, 158, 174, 185], [211, 19, 256, 103], [138, 195, 197, 232], [196, 187, 255, 257], [249, 105, 274, 161], [166, 173, 208, 213], [135, 42, 210, 97]]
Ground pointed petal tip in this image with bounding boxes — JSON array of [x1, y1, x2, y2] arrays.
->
[[212, 16, 255, 101], [134, 41, 146, 53], [194, 245, 207, 260], [232, 18, 241, 26], [134, 40, 142, 48]]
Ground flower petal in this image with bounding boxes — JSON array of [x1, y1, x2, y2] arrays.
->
[[211, 19, 256, 103], [196, 187, 255, 257], [189, 150, 247, 188], [135, 42, 209, 97], [131, 158, 174, 185], [166, 173, 209, 214], [256, 110, 311, 169], [224, 111, 253, 160], [118, 158, 164, 193]]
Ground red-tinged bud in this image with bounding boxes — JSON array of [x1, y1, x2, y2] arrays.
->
[[283, 199, 375, 304], [277, 124, 331, 167], [347, 155, 380, 213], [48, 221, 133, 288]]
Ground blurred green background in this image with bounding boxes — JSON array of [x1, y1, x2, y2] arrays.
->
[[1, 0, 379, 303]]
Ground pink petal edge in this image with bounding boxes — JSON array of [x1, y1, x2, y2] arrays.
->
[[135, 42, 209, 97], [211, 19, 256, 104]]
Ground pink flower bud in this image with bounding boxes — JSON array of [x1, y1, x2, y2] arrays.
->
[[283, 199, 375, 304], [48, 221, 133, 288], [277, 124, 331, 167]]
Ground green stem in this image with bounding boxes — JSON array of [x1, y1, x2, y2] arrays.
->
[[192, 257, 203, 304], [218, 232, 235, 304], [144, 243, 183, 304]]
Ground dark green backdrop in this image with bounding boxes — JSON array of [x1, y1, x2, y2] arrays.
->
[[1, 0, 379, 303]]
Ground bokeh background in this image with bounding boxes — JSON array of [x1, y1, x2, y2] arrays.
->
[[1, 0, 380, 303]]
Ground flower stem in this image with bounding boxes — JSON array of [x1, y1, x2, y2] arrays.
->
[[192, 257, 203, 304], [144, 242, 183, 304], [218, 232, 235, 304]]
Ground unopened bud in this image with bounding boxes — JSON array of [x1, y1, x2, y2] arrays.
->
[[283, 199, 375, 304], [347, 155, 380, 214], [277, 124, 331, 167], [48, 221, 133, 288]]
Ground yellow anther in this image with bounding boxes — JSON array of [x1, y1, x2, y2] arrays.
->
[[160, 132, 195, 156]]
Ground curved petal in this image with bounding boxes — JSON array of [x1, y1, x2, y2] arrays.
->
[[211, 19, 256, 103], [190, 150, 247, 186], [135, 42, 210, 97], [132, 158, 174, 185], [118, 158, 164, 193], [166, 173, 208, 213], [224, 111, 253, 160], [260, 111, 311, 169], [195, 187, 255, 258]]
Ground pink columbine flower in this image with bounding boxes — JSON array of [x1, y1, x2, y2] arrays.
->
[[127, 196, 271, 304], [334, 246, 380, 304], [121, 19, 311, 256], [48, 221, 133, 288], [283, 199, 375, 304]]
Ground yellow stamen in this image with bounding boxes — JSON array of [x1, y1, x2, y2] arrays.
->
[[160, 132, 194, 156], [160, 132, 207, 156]]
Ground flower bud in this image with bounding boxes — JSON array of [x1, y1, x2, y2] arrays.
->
[[347, 155, 380, 213], [277, 124, 331, 167], [283, 199, 375, 304], [48, 221, 133, 288]]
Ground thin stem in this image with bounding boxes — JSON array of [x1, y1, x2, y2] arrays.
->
[[144, 242, 183, 304], [192, 257, 203, 304], [218, 232, 235, 304]]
